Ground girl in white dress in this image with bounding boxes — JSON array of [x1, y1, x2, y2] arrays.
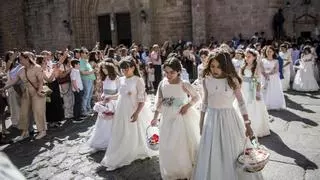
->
[[232, 49, 245, 74], [261, 46, 286, 110], [193, 49, 263, 180], [240, 49, 270, 137], [293, 46, 319, 92], [279, 44, 292, 91], [151, 57, 200, 180], [101, 57, 157, 171], [87, 62, 119, 152]]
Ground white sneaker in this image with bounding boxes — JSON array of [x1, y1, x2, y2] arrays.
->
[[35, 131, 46, 139]]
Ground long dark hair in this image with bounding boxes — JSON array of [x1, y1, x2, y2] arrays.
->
[[241, 49, 258, 77], [100, 62, 118, 81], [119, 56, 140, 77], [264, 45, 277, 59], [4, 51, 14, 71], [203, 49, 242, 90]]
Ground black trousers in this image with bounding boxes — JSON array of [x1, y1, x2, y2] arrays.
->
[[153, 65, 162, 90], [73, 90, 83, 120]]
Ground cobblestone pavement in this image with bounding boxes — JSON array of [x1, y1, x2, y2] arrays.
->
[[1, 90, 320, 180]]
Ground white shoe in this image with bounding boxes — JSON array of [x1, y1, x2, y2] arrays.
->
[[35, 131, 46, 139]]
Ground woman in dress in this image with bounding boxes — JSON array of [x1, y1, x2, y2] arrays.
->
[[36, 56, 64, 128], [240, 49, 270, 137], [193, 49, 263, 180], [261, 46, 286, 110], [87, 62, 119, 152], [101, 57, 156, 171], [151, 57, 200, 180], [279, 44, 292, 91], [292, 46, 319, 92]]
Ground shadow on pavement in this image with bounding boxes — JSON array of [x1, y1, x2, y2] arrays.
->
[[285, 90, 320, 99], [284, 95, 316, 113], [2, 116, 96, 169], [95, 156, 161, 180], [260, 130, 318, 170], [269, 109, 318, 127]]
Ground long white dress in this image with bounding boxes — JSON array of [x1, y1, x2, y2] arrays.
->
[[101, 76, 157, 171], [241, 69, 270, 137], [261, 59, 286, 110], [232, 58, 245, 74], [193, 76, 264, 180], [155, 78, 200, 180], [87, 77, 119, 150], [279, 51, 291, 91], [292, 54, 319, 92]]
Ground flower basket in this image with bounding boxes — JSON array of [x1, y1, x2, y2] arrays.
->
[[237, 137, 270, 173], [146, 125, 159, 151]]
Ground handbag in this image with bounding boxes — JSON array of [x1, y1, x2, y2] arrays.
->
[[25, 69, 52, 96], [237, 137, 270, 173], [56, 64, 71, 84]]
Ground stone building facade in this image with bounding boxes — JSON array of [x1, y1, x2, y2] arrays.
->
[[0, 0, 319, 54]]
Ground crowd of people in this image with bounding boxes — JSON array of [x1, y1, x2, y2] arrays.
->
[[0, 33, 319, 179]]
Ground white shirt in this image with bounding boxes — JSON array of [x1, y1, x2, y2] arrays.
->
[[70, 68, 83, 91]]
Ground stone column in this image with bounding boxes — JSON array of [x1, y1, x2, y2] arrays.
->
[[192, 0, 207, 46]]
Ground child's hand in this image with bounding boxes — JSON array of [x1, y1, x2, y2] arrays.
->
[[151, 119, 158, 126], [179, 103, 190, 115], [130, 111, 139, 122], [127, 91, 132, 96]]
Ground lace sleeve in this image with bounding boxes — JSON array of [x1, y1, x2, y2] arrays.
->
[[233, 78, 248, 115], [201, 79, 208, 112], [155, 80, 164, 112], [136, 77, 146, 102], [181, 81, 200, 106]]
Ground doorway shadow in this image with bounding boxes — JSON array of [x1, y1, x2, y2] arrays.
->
[[268, 108, 318, 127], [260, 130, 318, 170], [284, 95, 315, 113], [285, 90, 320, 100]]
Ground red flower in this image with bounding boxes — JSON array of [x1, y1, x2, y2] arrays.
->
[[151, 134, 159, 143], [103, 111, 114, 116]]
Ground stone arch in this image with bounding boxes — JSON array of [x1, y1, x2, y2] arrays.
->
[[70, 0, 99, 49]]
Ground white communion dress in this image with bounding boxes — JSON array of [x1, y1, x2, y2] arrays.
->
[[292, 54, 319, 92], [240, 69, 270, 137], [279, 51, 291, 91], [155, 78, 200, 180], [261, 58, 286, 110], [87, 77, 119, 150], [101, 76, 157, 171], [193, 76, 264, 180]]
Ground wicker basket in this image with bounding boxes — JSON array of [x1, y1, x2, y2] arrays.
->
[[237, 137, 270, 173], [146, 125, 159, 151]]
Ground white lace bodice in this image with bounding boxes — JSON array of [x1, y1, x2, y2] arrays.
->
[[118, 76, 146, 102], [203, 77, 235, 109], [262, 59, 277, 73], [103, 77, 119, 91]]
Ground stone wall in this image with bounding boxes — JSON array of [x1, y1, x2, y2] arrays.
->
[[0, 0, 27, 53], [1, 0, 319, 55], [205, 0, 274, 41], [150, 0, 193, 45]]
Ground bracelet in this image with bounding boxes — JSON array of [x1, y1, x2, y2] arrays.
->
[[244, 120, 251, 124]]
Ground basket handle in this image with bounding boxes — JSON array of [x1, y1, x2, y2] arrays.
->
[[146, 125, 158, 139], [242, 136, 259, 155]]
